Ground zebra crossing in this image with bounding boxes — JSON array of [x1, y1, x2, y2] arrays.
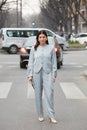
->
[[0, 82, 12, 98], [64, 63, 87, 68], [60, 82, 87, 99], [27, 82, 35, 99], [0, 65, 3, 69], [0, 64, 18, 69], [0, 62, 87, 100], [0, 81, 87, 99], [0, 63, 87, 70]]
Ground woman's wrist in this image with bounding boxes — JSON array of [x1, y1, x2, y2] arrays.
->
[[52, 76, 56, 82], [28, 76, 33, 81]]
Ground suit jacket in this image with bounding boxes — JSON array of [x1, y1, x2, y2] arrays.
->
[[27, 44, 57, 77]]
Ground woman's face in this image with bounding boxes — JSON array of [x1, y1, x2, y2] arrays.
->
[[38, 34, 47, 45]]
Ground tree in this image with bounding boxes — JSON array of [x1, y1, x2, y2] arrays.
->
[[0, 0, 8, 11], [40, 0, 60, 31], [66, 0, 87, 33], [0, 0, 8, 28], [40, 0, 72, 33], [39, 0, 87, 33], [0, 0, 19, 28]]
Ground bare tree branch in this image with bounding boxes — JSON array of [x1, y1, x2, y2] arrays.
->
[[0, 0, 8, 11]]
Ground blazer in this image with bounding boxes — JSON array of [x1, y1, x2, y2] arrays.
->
[[27, 44, 57, 78]]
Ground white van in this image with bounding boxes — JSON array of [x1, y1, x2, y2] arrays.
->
[[0, 28, 68, 54]]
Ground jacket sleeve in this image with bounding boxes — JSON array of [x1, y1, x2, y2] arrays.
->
[[27, 46, 34, 78], [51, 48, 57, 77]]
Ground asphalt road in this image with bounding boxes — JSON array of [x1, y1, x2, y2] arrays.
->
[[0, 50, 87, 130]]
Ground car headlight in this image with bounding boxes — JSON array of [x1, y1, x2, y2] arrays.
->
[[20, 47, 27, 53]]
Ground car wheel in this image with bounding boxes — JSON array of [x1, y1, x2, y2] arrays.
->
[[25, 64, 28, 68], [20, 62, 25, 68], [8, 45, 18, 54], [57, 62, 61, 69], [60, 61, 63, 66]]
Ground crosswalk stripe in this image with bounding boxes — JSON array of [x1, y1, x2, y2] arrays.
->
[[0, 65, 3, 69], [64, 64, 83, 68], [0, 81, 86, 100], [0, 65, 17, 69], [83, 64, 87, 66], [60, 82, 87, 99], [8, 65, 17, 68], [73, 66, 83, 68], [0, 82, 12, 99], [27, 83, 44, 99], [27, 83, 35, 99], [0, 62, 19, 65]]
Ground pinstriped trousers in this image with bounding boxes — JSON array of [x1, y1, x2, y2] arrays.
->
[[33, 68, 55, 118]]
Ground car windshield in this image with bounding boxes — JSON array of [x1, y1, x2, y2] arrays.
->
[[23, 36, 55, 47], [24, 36, 36, 47], [73, 33, 87, 38], [48, 37, 55, 45]]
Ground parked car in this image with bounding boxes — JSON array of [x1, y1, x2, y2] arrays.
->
[[0, 27, 68, 54], [19, 36, 63, 69], [55, 34, 69, 50], [70, 33, 87, 44]]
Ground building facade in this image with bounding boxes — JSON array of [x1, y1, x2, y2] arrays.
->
[[78, 0, 87, 32]]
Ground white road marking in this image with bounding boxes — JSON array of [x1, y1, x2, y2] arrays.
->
[[0, 65, 3, 69], [60, 82, 87, 99], [0, 65, 18, 69], [83, 64, 87, 66], [64, 63, 87, 67], [70, 63, 78, 65], [0, 62, 19, 64], [8, 65, 18, 68], [64, 63, 84, 68], [66, 63, 78, 65], [0, 82, 12, 98], [73, 66, 83, 68], [27, 83, 35, 99], [27, 83, 44, 99]]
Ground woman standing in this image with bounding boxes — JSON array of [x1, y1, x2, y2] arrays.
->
[[27, 30, 57, 123]]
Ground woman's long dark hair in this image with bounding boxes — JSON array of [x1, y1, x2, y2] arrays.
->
[[34, 30, 49, 50]]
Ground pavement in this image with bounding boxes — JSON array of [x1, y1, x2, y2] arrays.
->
[[67, 47, 87, 79], [67, 46, 87, 51], [83, 70, 87, 78], [0, 48, 87, 130]]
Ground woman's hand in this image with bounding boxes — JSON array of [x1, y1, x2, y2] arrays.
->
[[52, 76, 56, 82], [28, 76, 33, 83]]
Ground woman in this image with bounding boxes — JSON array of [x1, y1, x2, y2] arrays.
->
[[27, 30, 57, 123]]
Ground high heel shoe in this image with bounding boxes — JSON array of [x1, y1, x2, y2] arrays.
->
[[49, 118, 57, 124], [38, 117, 44, 122]]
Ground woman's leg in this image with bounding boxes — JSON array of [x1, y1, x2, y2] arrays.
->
[[33, 70, 43, 118], [43, 72, 55, 118]]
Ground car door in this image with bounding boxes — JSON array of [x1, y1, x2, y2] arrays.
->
[[78, 34, 87, 44]]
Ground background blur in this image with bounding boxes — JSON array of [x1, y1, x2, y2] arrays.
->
[[0, 0, 87, 35]]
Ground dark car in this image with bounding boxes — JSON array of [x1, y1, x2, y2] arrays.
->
[[19, 36, 63, 69]]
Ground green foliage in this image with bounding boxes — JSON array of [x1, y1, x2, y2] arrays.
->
[[68, 40, 86, 47], [69, 40, 80, 44]]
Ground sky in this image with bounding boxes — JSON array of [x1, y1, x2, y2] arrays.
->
[[7, 0, 41, 16], [22, 0, 41, 16]]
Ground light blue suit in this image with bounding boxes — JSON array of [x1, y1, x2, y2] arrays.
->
[[27, 44, 57, 118]]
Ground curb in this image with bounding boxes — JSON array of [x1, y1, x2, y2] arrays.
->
[[67, 47, 87, 51]]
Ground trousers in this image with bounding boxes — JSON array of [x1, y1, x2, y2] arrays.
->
[[33, 68, 55, 118]]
